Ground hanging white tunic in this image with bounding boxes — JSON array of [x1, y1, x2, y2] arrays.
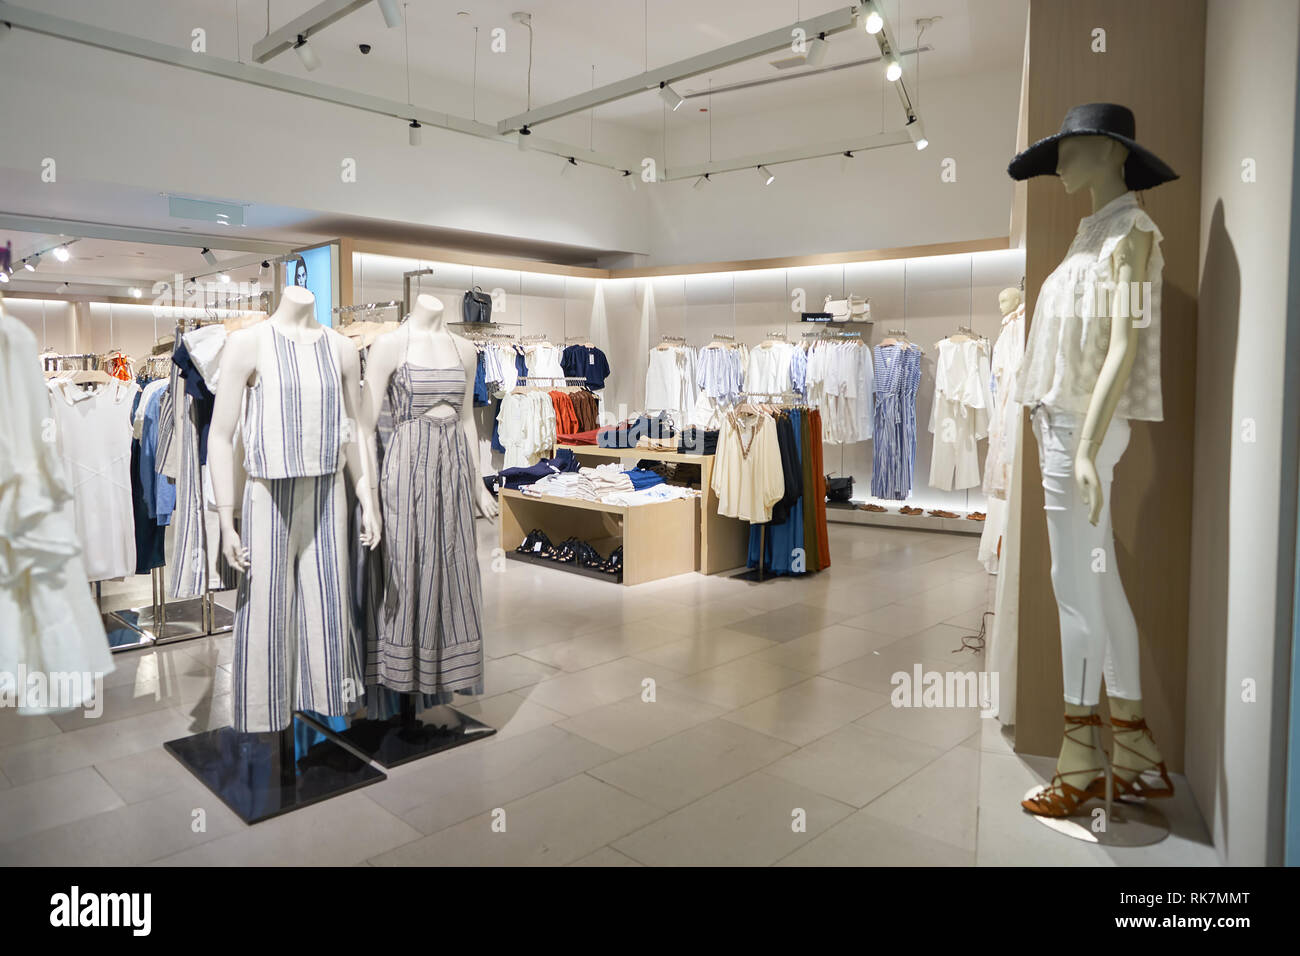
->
[[928, 338, 992, 491]]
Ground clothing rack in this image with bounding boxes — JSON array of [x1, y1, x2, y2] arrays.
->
[[710, 333, 735, 342], [334, 300, 401, 317], [765, 330, 788, 340], [518, 375, 587, 386], [659, 334, 687, 344], [42, 352, 100, 371]]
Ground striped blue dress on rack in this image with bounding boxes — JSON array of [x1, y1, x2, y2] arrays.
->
[[871, 344, 922, 500]]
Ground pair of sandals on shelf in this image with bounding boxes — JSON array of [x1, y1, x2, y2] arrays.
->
[[516, 529, 623, 575], [856, 503, 986, 520]]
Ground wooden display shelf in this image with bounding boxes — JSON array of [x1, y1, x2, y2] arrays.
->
[[554, 444, 750, 575], [498, 488, 695, 586]]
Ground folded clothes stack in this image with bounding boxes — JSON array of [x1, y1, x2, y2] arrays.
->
[[523, 462, 674, 505], [493, 447, 581, 492], [602, 485, 696, 507]]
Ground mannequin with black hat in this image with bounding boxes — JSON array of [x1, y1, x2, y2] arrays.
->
[[1007, 104, 1176, 820]]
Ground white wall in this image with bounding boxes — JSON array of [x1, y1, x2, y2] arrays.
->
[[1186, 0, 1299, 867], [0, 28, 653, 257], [644, 67, 1022, 265]]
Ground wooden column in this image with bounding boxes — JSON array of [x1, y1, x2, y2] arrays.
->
[[1015, 0, 1205, 769]]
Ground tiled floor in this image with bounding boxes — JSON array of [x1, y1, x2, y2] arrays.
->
[[0, 523, 1220, 866]]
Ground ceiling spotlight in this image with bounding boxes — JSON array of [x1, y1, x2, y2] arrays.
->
[[23, 257, 36, 271], [0, 271, 8, 284], [692, 174, 711, 190], [757, 165, 775, 186], [52, 244, 71, 262], [658, 82, 685, 111], [560, 156, 579, 177], [517, 125, 531, 151], [293, 34, 321, 71], [906, 116, 928, 150], [409, 120, 422, 146], [200, 247, 217, 266], [219, 273, 231, 284], [376, 0, 403, 28], [130, 287, 143, 298], [621, 170, 637, 191], [885, 58, 902, 82], [805, 35, 828, 68], [863, 5, 883, 34]]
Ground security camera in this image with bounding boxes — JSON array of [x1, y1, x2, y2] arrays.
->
[[358, 43, 372, 54]]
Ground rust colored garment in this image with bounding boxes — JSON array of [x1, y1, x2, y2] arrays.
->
[[809, 409, 831, 569], [549, 391, 579, 435], [798, 410, 820, 572], [557, 427, 600, 445], [570, 389, 599, 432]]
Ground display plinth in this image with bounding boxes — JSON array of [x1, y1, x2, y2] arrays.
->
[[310, 703, 497, 768], [164, 716, 386, 825], [1022, 786, 1171, 847], [130, 596, 236, 643]]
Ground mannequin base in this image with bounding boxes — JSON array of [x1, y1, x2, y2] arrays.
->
[[1022, 786, 1171, 847], [312, 704, 497, 768], [164, 716, 386, 825], [130, 597, 235, 643]]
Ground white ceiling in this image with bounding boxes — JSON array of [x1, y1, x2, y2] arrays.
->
[[23, 0, 1026, 131]]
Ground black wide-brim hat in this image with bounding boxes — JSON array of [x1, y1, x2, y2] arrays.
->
[[1008, 102, 1178, 191]]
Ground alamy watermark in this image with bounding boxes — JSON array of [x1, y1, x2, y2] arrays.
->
[[891, 663, 997, 718], [0, 666, 105, 717]]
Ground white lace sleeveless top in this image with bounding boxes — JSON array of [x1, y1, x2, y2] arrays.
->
[[1014, 191, 1164, 421]]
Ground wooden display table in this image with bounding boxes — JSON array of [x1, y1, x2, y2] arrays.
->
[[554, 444, 750, 574], [498, 488, 696, 586]]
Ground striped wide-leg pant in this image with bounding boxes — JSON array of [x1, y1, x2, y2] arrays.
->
[[232, 471, 362, 733]]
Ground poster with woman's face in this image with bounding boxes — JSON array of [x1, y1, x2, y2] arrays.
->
[[294, 258, 308, 287]]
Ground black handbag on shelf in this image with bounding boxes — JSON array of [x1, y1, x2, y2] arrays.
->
[[825, 475, 854, 503], [462, 286, 493, 323]]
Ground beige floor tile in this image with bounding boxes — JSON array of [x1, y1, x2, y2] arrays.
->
[[568, 846, 643, 866], [555, 689, 725, 754], [751, 624, 898, 674], [727, 602, 855, 643], [819, 641, 953, 696], [853, 696, 983, 751], [777, 810, 975, 866], [369, 724, 616, 831], [50, 669, 231, 732], [765, 724, 944, 807], [723, 676, 889, 746], [520, 658, 683, 717], [588, 719, 794, 811], [838, 600, 958, 637], [370, 773, 663, 866], [98, 644, 212, 690], [667, 657, 809, 710], [0, 711, 62, 749], [644, 602, 761, 635], [454, 691, 567, 739], [883, 622, 985, 666], [632, 628, 775, 675], [94, 745, 206, 804], [0, 766, 124, 846], [152, 791, 422, 866], [0, 707, 194, 786], [480, 655, 562, 695], [521, 619, 680, 672], [859, 746, 980, 851], [0, 786, 243, 865], [612, 771, 854, 866]]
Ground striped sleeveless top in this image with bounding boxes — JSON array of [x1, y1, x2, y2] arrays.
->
[[387, 362, 466, 423], [243, 323, 345, 479]]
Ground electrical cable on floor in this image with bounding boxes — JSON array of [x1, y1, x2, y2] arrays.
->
[[955, 609, 994, 655]]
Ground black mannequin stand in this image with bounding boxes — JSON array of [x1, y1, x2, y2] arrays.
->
[[164, 715, 386, 825], [307, 695, 496, 769]]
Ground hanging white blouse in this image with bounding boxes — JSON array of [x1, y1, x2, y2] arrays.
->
[[983, 303, 1026, 500], [1014, 191, 1164, 421], [525, 343, 565, 381], [0, 315, 114, 712], [928, 338, 993, 492], [711, 410, 784, 523], [744, 342, 795, 395]]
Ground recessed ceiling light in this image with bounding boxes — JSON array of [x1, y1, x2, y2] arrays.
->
[[130, 287, 143, 298], [52, 244, 71, 262]]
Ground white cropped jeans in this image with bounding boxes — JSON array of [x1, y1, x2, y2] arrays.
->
[[1032, 406, 1142, 707]]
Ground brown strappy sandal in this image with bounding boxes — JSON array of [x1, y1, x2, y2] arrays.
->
[[900, 506, 923, 516], [1104, 716, 1175, 800], [1021, 712, 1106, 818], [928, 509, 960, 518]]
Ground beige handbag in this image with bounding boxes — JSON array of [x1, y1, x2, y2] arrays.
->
[[823, 294, 871, 323]]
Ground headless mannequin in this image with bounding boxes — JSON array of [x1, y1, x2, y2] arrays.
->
[[1043, 135, 1163, 792], [209, 285, 379, 570], [359, 294, 498, 520]]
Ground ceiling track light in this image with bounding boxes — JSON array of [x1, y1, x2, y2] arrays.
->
[[376, 0, 403, 29], [0, 271, 8, 284], [805, 35, 829, 68], [517, 125, 531, 151], [409, 120, 422, 146], [757, 165, 775, 186], [52, 244, 71, 262], [621, 169, 637, 191], [658, 81, 685, 112], [22, 257, 35, 271], [560, 156, 578, 176], [906, 116, 928, 150], [885, 57, 901, 81], [200, 247, 217, 267], [293, 34, 321, 71], [130, 287, 143, 298], [692, 173, 711, 190]]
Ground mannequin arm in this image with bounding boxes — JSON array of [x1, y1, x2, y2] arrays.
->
[[209, 330, 258, 571], [1076, 225, 1152, 524], [338, 343, 380, 549], [458, 338, 498, 519]]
